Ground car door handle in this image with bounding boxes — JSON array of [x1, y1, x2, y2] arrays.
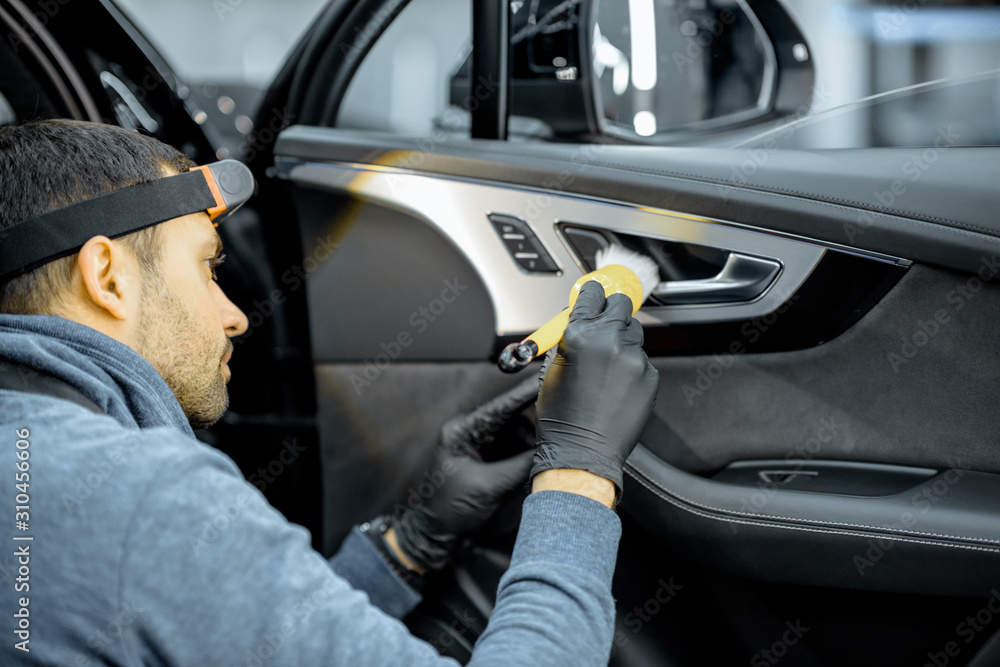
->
[[652, 252, 780, 304]]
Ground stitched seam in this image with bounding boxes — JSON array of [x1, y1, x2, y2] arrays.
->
[[562, 159, 990, 232], [414, 145, 1000, 239], [625, 468, 1000, 554], [625, 463, 1000, 546]]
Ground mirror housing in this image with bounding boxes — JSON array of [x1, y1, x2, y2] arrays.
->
[[453, 0, 814, 142], [586, 0, 815, 142]]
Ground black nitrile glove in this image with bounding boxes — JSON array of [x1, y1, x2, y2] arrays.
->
[[530, 280, 660, 500], [391, 376, 539, 573]]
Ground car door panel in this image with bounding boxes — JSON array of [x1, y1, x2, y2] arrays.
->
[[275, 127, 1000, 275], [639, 263, 1000, 477], [274, 125, 1000, 600], [19, 0, 1000, 662], [292, 187, 497, 362], [290, 183, 523, 550], [283, 158, 834, 331], [314, 361, 530, 550], [627, 446, 1000, 597]]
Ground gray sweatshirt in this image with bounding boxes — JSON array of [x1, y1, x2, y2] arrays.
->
[[0, 314, 620, 666]]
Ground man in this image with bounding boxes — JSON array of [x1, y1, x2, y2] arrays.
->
[[0, 119, 659, 665]]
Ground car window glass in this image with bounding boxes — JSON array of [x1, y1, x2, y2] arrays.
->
[[748, 1, 1000, 148], [736, 69, 1000, 149], [112, 0, 327, 157], [0, 92, 14, 127], [337, 0, 471, 135]]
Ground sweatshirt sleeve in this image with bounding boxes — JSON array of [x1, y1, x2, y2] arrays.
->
[[118, 445, 620, 667], [470, 491, 622, 667], [328, 526, 422, 619]]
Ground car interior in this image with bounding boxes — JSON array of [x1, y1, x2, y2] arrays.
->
[[3, 0, 1000, 664]]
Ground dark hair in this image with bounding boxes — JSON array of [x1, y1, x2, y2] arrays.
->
[[0, 119, 195, 314]]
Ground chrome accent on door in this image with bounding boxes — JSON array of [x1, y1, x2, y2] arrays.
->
[[280, 160, 898, 335], [652, 252, 781, 304]]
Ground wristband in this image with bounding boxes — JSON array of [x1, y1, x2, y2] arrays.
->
[[359, 515, 425, 592]]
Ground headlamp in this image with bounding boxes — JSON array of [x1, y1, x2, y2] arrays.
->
[[0, 159, 255, 282]]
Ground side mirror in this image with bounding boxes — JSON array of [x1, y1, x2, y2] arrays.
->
[[455, 0, 814, 142], [583, 0, 815, 142]]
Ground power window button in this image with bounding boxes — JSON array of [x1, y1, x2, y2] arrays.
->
[[503, 235, 532, 255], [492, 219, 522, 236], [488, 213, 559, 274], [515, 252, 558, 272]]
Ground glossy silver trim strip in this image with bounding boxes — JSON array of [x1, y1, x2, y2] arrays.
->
[[277, 155, 909, 265], [282, 160, 901, 335]]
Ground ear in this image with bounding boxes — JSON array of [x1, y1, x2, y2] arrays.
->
[[75, 235, 137, 321]]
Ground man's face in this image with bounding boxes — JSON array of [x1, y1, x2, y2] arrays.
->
[[131, 213, 248, 429]]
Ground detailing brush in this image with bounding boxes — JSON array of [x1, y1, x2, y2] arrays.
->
[[497, 244, 660, 373]]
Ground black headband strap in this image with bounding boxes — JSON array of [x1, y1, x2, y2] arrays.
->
[[0, 160, 253, 282]]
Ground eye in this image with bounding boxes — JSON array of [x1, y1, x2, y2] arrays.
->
[[205, 253, 226, 280]]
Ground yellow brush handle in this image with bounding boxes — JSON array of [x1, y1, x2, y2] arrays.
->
[[523, 308, 571, 357], [568, 264, 644, 314], [525, 264, 643, 356]]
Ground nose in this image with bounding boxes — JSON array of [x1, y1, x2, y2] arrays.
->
[[213, 282, 249, 337]]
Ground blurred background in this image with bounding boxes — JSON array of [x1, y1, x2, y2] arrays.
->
[[115, 0, 328, 158], [113, 0, 1000, 154]]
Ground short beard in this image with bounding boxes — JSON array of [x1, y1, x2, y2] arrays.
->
[[133, 274, 230, 430]]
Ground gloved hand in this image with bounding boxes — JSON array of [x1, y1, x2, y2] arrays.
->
[[530, 280, 660, 501], [391, 376, 539, 573]]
